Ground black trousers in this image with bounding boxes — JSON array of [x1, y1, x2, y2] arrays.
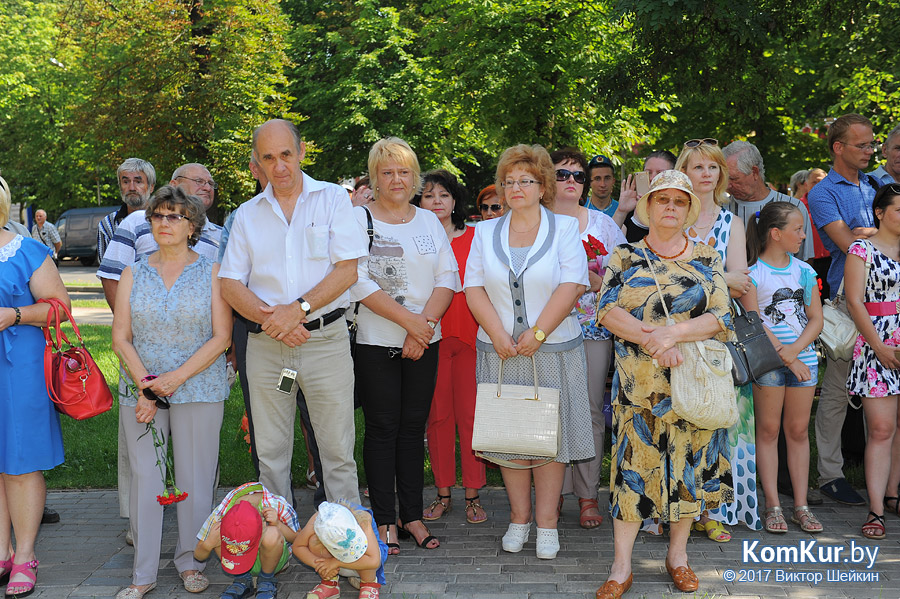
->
[[233, 317, 325, 506], [355, 342, 439, 526]]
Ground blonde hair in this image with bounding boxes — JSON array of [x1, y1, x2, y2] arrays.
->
[[0, 176, 10, 228], [367, 137, 421, 201], [675, 143, 730, 207], [495, 144, 556, 208]]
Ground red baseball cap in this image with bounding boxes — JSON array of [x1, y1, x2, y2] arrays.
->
[[219, 501, 262, 575]]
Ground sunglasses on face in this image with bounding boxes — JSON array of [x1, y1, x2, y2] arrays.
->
[[684, 138, 719, 148], [555, 169, 587, 184], [150, 213, 187, 224], [479, 203, 503, 212]]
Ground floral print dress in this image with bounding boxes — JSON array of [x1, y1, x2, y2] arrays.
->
[[848, 240, 900, 397], [596, 241, 734, 522]]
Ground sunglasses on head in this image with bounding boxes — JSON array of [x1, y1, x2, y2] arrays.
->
[[555, 169, 587, 185], [479, 203, 503, 212], [684, 138, 718, 148]]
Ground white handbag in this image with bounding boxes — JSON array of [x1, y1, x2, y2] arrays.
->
[[642, 248, 738, 430], [820, 242, 872, 361], [472, 355, 560, 468]]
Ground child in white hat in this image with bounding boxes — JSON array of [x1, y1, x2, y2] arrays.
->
[[292, 501, 387, 599]]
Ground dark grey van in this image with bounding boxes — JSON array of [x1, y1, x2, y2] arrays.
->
[[56, 206, 118, 265]]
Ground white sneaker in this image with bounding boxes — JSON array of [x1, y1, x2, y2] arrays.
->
[[535, 527, 559, 559], [501, 522, 531, 553]]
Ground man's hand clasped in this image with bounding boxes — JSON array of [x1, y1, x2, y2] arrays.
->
[[259, 303, 312, 348]]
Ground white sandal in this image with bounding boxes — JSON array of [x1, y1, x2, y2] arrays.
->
[[535, 527, 559, 559], [115, 582, 157, 599], [501, 522, 531, 553]]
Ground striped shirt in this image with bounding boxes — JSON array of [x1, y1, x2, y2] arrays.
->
[[196, 482, 299, 541], [96, 209, 222, 281], [97, 205, 130, 261]]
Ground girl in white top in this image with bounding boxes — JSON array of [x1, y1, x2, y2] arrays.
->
[[350, 138, 459, 554], [741, 201, 823, 535]]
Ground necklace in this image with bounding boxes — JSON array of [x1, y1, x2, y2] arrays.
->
[[644, 233, 689, 259], [384, 204, 413, 223], [510, 218, 540, 234]]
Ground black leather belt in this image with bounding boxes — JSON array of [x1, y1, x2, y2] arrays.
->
[[241, 308, 346, 334]]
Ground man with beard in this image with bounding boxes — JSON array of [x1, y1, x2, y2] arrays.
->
[[98, 158, 156, 265]]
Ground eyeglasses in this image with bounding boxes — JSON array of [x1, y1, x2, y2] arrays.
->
[[500, 179, 538, 189], [176, 175, 218, 189], [684, 138, 718, 148], [150, 213, 188, 224], [555, 169, 587, 184], [140, 375, 170, 409], [839, 141, 878, 151], [653, 196, 690, 208], [480, 203, 503, 212]]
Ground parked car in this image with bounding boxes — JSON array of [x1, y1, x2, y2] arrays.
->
[[56, 206, 119, 266]]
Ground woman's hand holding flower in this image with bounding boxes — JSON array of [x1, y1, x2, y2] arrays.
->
[[134, 394, 158, 424], [148, 370, 185, 398]]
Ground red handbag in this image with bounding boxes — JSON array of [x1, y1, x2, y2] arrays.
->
[[39, 298, 113, 420]]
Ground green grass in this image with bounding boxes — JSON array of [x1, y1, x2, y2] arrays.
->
[[71, 299, 110, 308], [45, 324, 861, 495]]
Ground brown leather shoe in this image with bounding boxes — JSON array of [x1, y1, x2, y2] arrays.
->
[[596, 573, 633, 599], [665, 559, 698, 592]]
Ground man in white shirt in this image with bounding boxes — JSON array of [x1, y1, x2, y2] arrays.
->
[[723, 140, 815, 260], [870, 124, 900, 185], [220, 119, 366, 504]]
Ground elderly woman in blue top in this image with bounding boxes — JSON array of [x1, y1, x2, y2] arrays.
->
[[112, 185, 231, 599], [465, 144, 593, 561]]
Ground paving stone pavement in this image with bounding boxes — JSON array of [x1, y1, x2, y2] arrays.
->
[[30, 487, 900, 599]]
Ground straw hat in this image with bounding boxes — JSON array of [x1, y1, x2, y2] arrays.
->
[[635, 169, 701, 230]]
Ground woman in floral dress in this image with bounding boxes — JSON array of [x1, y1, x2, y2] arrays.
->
[[845, 183, 900, 539]]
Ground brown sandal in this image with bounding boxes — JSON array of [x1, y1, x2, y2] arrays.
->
[[665, 559, 698, 592], [579, 498, 603, 529], [422, 494, 451, 521], [465, 495, 487, 524], [595, 573, 632, 599]]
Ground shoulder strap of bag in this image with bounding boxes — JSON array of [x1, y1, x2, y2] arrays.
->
[[836, 239, 875, 300], [639, 246, 671, 321], [352, 206, 376, 321]]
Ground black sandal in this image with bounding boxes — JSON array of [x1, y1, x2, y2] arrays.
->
[[397, 520, 439, 549], [884, 496, 900, 516], [380, 524, 400, 555]]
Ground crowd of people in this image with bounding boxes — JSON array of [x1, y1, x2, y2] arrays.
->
[[1, 112, 899, 599]]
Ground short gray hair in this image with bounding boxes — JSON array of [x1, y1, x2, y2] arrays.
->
[[117, 158, 156, 188], [886, 124, 900, 146], [145, 185, 205, 247], [170, 163, 210, 182], [790, 169, 809, 193], [723, 140, 766, 180]]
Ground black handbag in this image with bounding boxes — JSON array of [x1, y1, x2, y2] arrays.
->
[[727, 300, 784, 386], [348, 206, 374, 355]]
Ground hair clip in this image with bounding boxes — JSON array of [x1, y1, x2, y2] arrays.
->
[[755, 211, 761, 219]]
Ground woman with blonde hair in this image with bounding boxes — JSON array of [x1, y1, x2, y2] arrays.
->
[[351, 138, 459, 554], [465, 144, 593, 560], [675, 139, 758, 541]]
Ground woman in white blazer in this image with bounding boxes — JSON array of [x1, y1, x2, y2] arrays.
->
[[465, 144, 593, 560]]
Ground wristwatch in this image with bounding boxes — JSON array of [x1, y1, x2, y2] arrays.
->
[[532, 326, 546, 343], [297, 297, 311, 313]]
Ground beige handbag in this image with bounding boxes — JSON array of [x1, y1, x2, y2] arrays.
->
[[820, 241, 873, 361], [472, 355, 560, 468], [642, 248, 738, 430]]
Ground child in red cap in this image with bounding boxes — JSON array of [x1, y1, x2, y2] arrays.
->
[[194, 482, 299, 599], [293, 501, 387, 599]]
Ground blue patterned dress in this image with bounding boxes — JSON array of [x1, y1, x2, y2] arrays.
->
[[0, 235, 64, 474], [691, 209, 761, 531]]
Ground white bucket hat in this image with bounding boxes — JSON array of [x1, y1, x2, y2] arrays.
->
[[314, 502, 368, 564]]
